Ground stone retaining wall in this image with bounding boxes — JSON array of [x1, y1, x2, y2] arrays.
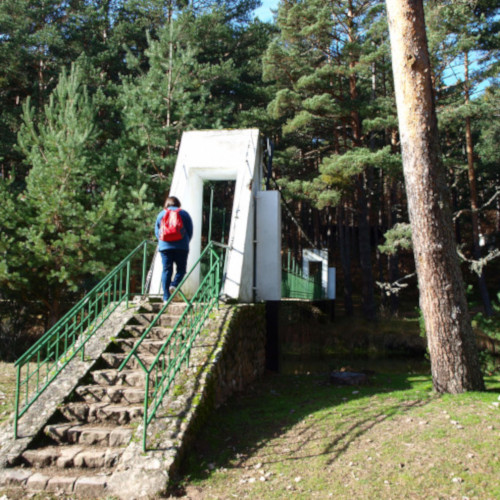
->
[[108, 303, 267, 498], [212, 303, 267, 406]]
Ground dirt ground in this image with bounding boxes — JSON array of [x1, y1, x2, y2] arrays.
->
[[167, 373, 500, 500]]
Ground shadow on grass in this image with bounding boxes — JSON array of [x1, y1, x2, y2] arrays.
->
[[172, 370, 438, 491]]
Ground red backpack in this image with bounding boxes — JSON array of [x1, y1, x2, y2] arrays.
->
[[159, 208, 184, 242]]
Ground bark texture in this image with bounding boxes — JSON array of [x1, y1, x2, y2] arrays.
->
[[385, 0, 484, 393]]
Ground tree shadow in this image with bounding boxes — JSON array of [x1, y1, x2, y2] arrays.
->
[[172, 370, 437, 490]]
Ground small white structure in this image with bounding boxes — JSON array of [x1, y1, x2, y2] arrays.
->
[[302, 249, 336, 300], [149, 129, 281, 302], [256, 191, 281, 301]]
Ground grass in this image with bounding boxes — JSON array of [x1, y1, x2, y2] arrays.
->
[[0, 361, 16, 425], [174, 372, 500, 499], [0, 360, 498, 499]]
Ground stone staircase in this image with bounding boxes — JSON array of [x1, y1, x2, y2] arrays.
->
[[1, 299, 187, 497]]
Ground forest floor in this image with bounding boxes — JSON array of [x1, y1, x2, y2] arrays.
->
[[170, 371, 500, 500], [0, 362, 16, 427], [0, 366, 499, 499]]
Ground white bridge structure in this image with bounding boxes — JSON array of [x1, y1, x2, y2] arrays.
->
[[149, 129, 282, 302]]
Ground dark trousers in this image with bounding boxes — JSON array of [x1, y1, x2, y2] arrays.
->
[[160, 249, 189, 301]]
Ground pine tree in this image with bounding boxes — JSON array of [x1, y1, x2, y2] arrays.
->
[[117, 2, 272, 193], [386, 0, 484, 393], [0, 0, 70, 178], [264, 0, 401, 319], [426, 0, 499, 316]]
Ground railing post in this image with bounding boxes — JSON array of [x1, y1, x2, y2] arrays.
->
[[208, 185, 214, 243], [14, 364, 21, 439], [119, 268, 123, 304], [216, 259, 221, 309], [126, 261, 131, 308], [143, 372, 150, 452], [142, 242, 148, 295]]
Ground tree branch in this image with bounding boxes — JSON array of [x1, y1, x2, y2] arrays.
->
[[453, 188, 500, 221]]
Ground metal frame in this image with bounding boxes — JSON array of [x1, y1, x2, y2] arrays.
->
[[14, 240, 156, 438], [281, 251, 324, 300], [118, 241, 225, 451]]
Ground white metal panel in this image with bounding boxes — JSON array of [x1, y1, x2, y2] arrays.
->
[[256, 191, 282, 301], [302, 248, 329, 296]]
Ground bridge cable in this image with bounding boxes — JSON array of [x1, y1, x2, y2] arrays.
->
[[263, 137, 316, 249]]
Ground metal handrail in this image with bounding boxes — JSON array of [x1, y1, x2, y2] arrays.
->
[[118, 241, 224, 451], [14, 240, 156, 438], [281, 252, 324, 300]]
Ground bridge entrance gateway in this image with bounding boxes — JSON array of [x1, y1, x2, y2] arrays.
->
[[149, 128, 282, 301], [302, 249, 336, 300]]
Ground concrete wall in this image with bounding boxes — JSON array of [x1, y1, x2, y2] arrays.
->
[[150, 129, 282, 304], [151, 129, 263, 302]]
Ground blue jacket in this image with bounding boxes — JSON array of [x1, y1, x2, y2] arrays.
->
[[155, 207, 193, 251]]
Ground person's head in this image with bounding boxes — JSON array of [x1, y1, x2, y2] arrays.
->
[[165, 196, 181, 209]]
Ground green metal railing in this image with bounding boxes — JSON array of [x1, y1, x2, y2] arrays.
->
[[118, 241, 225, 451], [14, 240, 157, 438], [281, 252, 324, 300]]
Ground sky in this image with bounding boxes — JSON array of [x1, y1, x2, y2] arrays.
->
[[253, 0, 279, 22], [250, 0, 492, 96]]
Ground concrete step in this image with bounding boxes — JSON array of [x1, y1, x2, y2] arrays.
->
[[162, 302, 189, 315], [45, 423, 133, 447], [136, 300, 164, 313], [61, 401, 143, 424], [102, 352, 157, 370], [137, 300, 187, 313], [91, 369, 146, 387], [122, 324, 173, 340], [22, 445, 123, 468], [113, 338, 166, 355], [1, 468, 111, 496], [136, 313, 184, 327], [75, 384, 145, 404]]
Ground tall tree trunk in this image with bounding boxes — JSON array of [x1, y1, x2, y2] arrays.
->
[[338, 204, 353, 316], [357, 172, 376, 320], [45, 288, 62, 329], [451, 183, 462, 245], [386, 0, 484, 393], [464, 52, 492, 316], [347, 0, 376, 320], [166, 2, 174, 131], [388, 179, 400, 314]]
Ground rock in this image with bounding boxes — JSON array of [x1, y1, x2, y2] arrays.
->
[[2, 469, 31, 486], [26, 472, 50, 490], [56, 446, 83, 467], [109, 428, 133, 447], [46, 475, 77, 493], [22, 448, 57, 467], [74, 475, 108, 497]]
